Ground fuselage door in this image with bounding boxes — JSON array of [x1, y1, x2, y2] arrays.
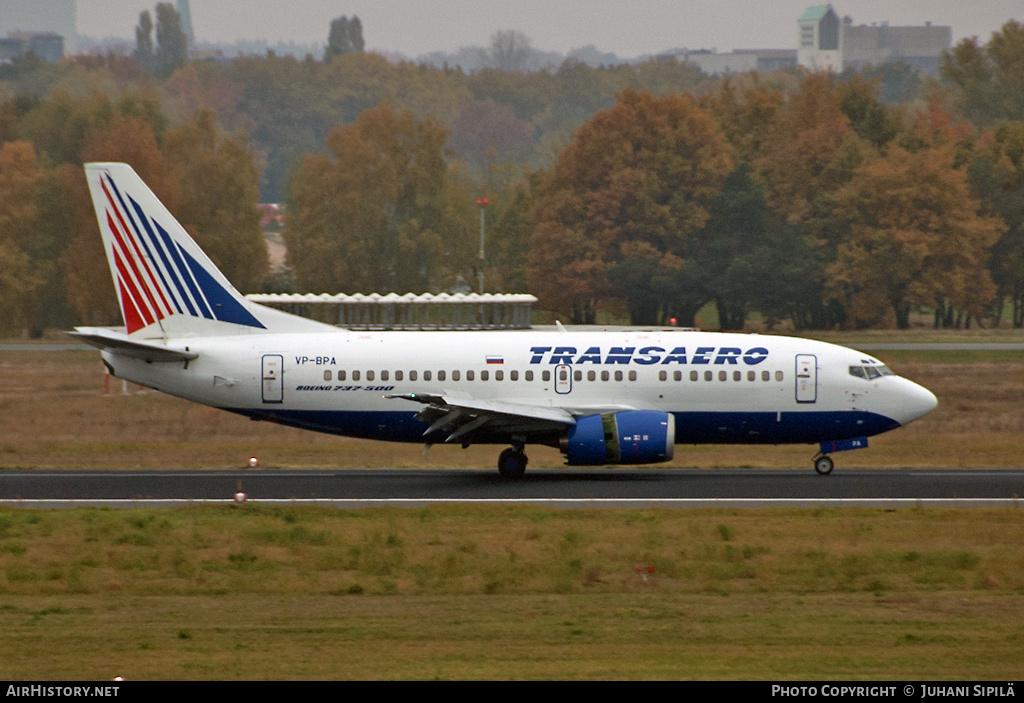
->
[[262, 354, 284, 403], [554, 364, 573, 395], [795, 354, 817, 403]]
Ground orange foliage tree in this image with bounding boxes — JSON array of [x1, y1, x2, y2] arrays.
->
[[529, 88, 731, 324]]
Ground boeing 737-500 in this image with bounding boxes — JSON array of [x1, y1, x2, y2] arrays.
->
[[72, 163, 938, 477]]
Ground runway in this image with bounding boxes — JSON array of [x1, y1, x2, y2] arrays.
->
[[1, 468, 1022, 508]]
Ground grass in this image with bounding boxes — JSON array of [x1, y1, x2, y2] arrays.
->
[[0, 504, 1022, 679]]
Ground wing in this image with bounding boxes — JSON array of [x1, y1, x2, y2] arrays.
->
[[386, 392, 636, 445]]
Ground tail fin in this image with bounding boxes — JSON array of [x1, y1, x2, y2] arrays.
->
[[85, 162, 322, 338]]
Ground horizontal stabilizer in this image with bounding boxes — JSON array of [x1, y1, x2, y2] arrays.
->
[[69, 327, 198, 363]]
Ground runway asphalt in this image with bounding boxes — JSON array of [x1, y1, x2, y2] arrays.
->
[[1, 468, 1022, 508]]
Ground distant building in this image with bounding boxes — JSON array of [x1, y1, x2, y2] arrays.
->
[[798, 5, 841, 71], [0, 0, 75, 53], [798, 4, 951, 74], [0, 32, 64, 63], [177, 0, 194, 46], [672, 48, 797, 75]]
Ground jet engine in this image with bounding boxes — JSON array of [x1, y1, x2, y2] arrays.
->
[[562, 410, 675, 465]]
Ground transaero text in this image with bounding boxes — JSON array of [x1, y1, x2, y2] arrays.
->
[[529, 346, 770, 365]]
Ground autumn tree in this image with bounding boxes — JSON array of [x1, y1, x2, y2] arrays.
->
[[163, 110, 267, 292], [154, 3, 188, 80], [325, 16, 365, 60], [970, 121, 1024, 326], [941, 20, 1024, 127], [285, 104, 475, 294], [133, 10, 156, 73], [529, 89, 732, 324], [489, 30, 533, 72], [0, 142, 46, 333], [826, 145, 1002, 329]]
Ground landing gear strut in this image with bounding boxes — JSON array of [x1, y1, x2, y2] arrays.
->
[[498, 447, 528, 478], [813, 454, 834, 475]]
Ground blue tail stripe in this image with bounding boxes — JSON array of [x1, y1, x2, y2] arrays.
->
[[157, 221, 213, 320], [180, 248, 265, 328], [128, 197, 197, 317]]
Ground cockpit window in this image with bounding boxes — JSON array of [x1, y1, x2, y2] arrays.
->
[[850, 364, 895, 380]]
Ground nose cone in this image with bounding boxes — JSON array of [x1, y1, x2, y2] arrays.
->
[[891, 377, 938, 426]]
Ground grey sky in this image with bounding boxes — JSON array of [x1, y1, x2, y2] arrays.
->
[[78, 1, 1021, 58]]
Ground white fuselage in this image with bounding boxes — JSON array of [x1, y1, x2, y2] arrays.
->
[[102, 328, 937, 447]]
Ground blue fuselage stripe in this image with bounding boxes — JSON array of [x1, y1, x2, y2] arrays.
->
[[225, 408, 900, 446]]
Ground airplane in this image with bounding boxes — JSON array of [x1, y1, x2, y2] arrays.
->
[[72, 162, 938, 477]]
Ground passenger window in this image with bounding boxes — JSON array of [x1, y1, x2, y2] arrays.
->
[[719, 371, 727, 381], [338, 370, 346, 381], [395, 370, 403, 381], [614, 371, 623, 382], [775, 371, 784, 382], [466, 370, 474, 381], [761, 370, 769, 382], [628, 370, 637, 381], [704, 370, 713, 381], [423, 370, 431, 381], [353, 370, 361, 381], [542, 370, 551, 382], [481, 370, 488, 381], [512, 370, 520, 381], [367, 370, 375, 381], [733, 371, 742, 381], [381, 370, 389, 381], [659, 370, 667, 381], [323, 370, 332, 381], [437, 370, 445, 381], [601, 371, 609, 382], [452, 370, 461, 381], [409, 371, 417, 381], [690, 370, 698, 381], [525, 370, 533, 381], [587, 370, 596, 381], [495, 370, 503, 381], [573, 370, 582, 381], [747, 371, 755, 381], [674, 371, 682, 381]]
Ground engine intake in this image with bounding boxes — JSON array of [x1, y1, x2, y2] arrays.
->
[[562, 410, 675, 466]]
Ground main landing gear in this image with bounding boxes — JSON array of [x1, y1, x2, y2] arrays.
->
[[498, 446, 528, 478], [813, 454, 835, 475]]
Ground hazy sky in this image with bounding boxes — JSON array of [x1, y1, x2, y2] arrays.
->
[[78, 1, 1021, 57]]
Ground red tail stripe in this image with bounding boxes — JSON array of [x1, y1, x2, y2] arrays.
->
[[100, 177, 173, 316], [118, 278, 147, 334], [106, 210, 163, 325], [112, 234, 156, 331]]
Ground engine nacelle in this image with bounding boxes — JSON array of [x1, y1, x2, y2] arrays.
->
[[562, 410, 675, 466]]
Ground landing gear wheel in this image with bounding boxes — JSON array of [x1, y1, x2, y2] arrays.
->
[[498, 448, 528, 478], [814, 455, 834, 475]]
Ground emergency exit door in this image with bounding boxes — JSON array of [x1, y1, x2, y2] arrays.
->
[[262, 354, 283, 403], [795, 354, 817, 403]]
